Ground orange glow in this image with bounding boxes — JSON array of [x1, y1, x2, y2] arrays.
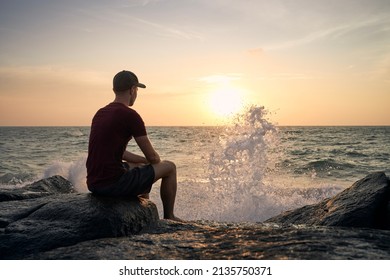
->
[[208, 86, 245, 118], [0, 2, 389, 126]]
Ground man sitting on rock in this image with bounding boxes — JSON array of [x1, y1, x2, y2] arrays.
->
[[86, 70, 181, 221]]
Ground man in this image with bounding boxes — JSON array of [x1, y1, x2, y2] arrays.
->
[[86, 70, 180, 221]]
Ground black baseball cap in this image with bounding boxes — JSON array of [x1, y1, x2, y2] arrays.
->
[[113, 70, 146, 91]]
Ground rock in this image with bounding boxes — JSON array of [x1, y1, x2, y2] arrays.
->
[[0, 177, 159, 259], [2, 173, 390, 260], [386, 202, 390, 229], [0, 176, 76, 228], [28, 221, 390, 260], [0, 175, 75, 202], [266, 172, 390, 229]]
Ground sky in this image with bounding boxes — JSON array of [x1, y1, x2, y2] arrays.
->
[[0, 0, 389, 126]]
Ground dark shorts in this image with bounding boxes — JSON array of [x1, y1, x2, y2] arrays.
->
[[89, 164, 155, 197]]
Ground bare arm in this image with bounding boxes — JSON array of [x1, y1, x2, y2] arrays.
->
[[122, 150, 148, 164], [134, 135, 161, 164]]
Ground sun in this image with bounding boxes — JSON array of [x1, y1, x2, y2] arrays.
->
[[208, 87, 245, 117]]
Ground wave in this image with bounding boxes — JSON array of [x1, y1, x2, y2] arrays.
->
[[42, 155, 88, 193], [0, 154, 88, 193], [0, 172, 37, 187], [63, 130, 85, 137], [300, 159, 356, 173]]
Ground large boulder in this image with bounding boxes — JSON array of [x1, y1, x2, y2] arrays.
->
[[266, 172, 390, 229], [0, 176, 159, 259]]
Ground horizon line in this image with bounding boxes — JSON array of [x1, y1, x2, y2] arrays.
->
[[1, 124, 390, 128]]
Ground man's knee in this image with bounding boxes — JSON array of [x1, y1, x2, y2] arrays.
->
[[152, 160, 176, 180], [162, 160, 176, 172]]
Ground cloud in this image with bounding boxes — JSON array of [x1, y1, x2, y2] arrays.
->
[[265, 14, 390, 51], [123, 0, 163, 8], [247, 48, 264, 57], [130, 16, 204, 41], [256, 73, 315, 81], [76, 4, 205, 42]]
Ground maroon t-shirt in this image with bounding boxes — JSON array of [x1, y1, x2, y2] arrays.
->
[[86, 102, 147, 188]]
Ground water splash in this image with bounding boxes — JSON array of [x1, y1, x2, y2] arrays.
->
[[42, 155, 88, 193], [172, 105, 340, 222], [208, 105, 278, 188], [204, 106, 280, 220]]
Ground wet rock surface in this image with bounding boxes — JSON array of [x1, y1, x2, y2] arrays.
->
[[1, 173, 390, 259], [0, 176, 159, 259], [0, 175, 75, 202], [30, 221, 390, 260], [266, 172, 390, 229]]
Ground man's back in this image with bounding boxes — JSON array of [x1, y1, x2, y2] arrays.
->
[[86, 102, 146, 188], [86, 69, 181, 220]]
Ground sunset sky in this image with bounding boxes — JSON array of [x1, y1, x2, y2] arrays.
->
[[1, 0, 389, 126]]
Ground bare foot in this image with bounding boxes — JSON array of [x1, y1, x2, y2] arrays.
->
[[164, 215, 185, 222]]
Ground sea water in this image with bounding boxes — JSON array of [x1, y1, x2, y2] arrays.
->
[[0, 106, 389, 222]]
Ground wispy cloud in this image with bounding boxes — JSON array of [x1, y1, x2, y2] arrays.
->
[[265, 14, 390, 51], [256, 73, 315, 81], [122, 0, 163, 8], [76, 5, 204, 41], [130, 16, 204, 41]]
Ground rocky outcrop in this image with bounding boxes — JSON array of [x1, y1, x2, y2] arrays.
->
[[0, 175, 74, 202], [266, 172, 390, 229], [1, 173, 390, 260], [30, 221, 390, 260], [0, 176, 159, 259]]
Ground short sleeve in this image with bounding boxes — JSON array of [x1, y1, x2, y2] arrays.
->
[[127, 110, 147, 137]]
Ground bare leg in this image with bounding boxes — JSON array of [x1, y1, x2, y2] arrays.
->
[[152, 160, 182, 221]]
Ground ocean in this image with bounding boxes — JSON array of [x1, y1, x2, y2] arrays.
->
[[1, 106, 389, 222]]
